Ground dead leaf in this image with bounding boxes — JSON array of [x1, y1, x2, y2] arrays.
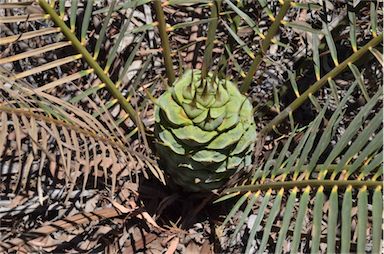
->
[[110, 199, 134, 214], [165, 236, 179, 254]]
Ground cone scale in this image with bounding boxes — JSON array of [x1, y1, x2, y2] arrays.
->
[[155, 69, 257, 192]]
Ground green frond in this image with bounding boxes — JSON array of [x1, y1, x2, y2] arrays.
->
[[223, 21, 255, 59], [370, 1, 378, 37], [219, 86, 383, 251], [201, 0, 221, 80], [38, 0, 143, 129], [154, 0, 175, 84], [261, 34, 382, 135], [0, 0, 151, 140], [241, 0, 292, 93], [0, 0, 165, 182]]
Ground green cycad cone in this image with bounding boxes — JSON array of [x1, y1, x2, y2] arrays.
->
[[155, 69, 257, 192]]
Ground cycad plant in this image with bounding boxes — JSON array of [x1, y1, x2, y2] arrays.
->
[[0, 0, 382, 253]]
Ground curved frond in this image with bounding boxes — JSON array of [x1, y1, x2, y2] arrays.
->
[[0, 70, 164, 250], [220, 85, 382, 252], [0, 0, 152, 145], [0, 0, 164, 182], [0, 72, 162, 199]]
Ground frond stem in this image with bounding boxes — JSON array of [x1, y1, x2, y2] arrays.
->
[[226, 180, 382, 193], [154, 0, 175, 85], [201, 0, 221, 81], [240, 0, 292, 93], [0, 106, 153, 163], [260, 34, 383, 136], [38, 0, 146, 136]]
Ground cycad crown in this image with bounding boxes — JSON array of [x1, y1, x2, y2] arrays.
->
[[155, 69, 257, 192]]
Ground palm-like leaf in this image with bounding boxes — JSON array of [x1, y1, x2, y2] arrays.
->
[[206, 1, 383, 252], [0, 67, 160, 193], [1, 1, 144, 128], [219, 84, 382, 252], [0, 0, 164, 180], [0, 70, 162, 251], [0, 2, 164, 250]]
